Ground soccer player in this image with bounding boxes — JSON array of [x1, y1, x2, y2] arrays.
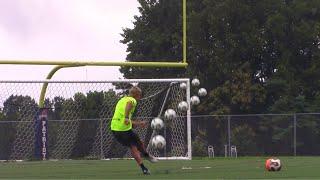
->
[[111, 86, 157, 175]]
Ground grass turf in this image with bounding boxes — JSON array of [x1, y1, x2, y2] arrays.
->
[[0, 157, 319, 179]]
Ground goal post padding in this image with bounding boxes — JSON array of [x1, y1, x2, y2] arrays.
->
[[0, 79, 191, 160]]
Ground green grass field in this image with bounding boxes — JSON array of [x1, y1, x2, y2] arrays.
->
[[0, 157, 319, 179]]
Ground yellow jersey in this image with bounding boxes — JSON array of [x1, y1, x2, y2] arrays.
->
[[111, 96, 137, 131]]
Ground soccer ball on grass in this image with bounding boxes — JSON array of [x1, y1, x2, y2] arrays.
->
[[265, 158, 282, 171]]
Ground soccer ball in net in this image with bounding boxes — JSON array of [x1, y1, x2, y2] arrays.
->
[[180, 82, 187, 90], [151, 135, 166, 149], [178, 101, 188, 112], [191, 96, 200, 105], [265, 158, 282, 171], [198, 88, 207, 97], [151, 117, 164, 130], [164, 109, 176, 120], [191, 78, 200, 87]]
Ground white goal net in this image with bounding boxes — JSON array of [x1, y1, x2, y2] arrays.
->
[[0, 79, 191, 160]]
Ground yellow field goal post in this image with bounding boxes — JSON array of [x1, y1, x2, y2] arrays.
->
[[0, 0, 187, 68]]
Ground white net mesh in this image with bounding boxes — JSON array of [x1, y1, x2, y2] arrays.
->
[[0, 79, 190, 160]]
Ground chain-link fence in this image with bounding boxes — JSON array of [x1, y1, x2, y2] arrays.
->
[[1, 112, 319, 160], [191, 113, 320, 158]]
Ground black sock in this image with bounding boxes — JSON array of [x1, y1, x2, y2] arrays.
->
[[140, 163, 147, 170], [143, 152, 149, 157]]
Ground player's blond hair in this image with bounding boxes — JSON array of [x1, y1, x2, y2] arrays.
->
[[129, 86, 142, 97]]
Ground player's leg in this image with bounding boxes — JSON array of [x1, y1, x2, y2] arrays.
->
[[112, 130, 151, 175], [136, 137, 148, 156], [130, 145, 150, 175], [129, 130, 158, 163]]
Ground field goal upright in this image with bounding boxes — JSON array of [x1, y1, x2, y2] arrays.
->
[[0, 79, 191, 161], [0, 0, 188, 67]]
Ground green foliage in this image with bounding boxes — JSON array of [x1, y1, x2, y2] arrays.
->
[[231, 124, 258, 155], [191, 135, 207, 156], [47, 90, 119, 158], [121, 0, 320, 114], [295, 115, 320, 155], [120, 0, 320, 155], [0, 95, 38, 159], [120, 0, 186, 78]]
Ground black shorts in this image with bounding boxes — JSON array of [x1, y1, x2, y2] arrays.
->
[[112, 130, 141, 147]]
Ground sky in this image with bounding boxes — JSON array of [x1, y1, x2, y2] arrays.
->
[[0, 0, 140, 80]]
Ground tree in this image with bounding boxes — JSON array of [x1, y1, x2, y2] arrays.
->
[[121, 0, 320, 113], [120, 0, 320, 155], [120, 0, 186, 78], [264, 0, 320, 113], [0, 95, 38, 159], [72, 91, 106, 158]]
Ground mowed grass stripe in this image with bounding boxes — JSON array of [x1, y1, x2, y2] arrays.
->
[[0, 157, 319, 179]]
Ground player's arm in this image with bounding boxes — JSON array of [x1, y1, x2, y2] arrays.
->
[[132, 120, 147, 128], [124, 101, 133, 125], [124, 101, 147, 128]]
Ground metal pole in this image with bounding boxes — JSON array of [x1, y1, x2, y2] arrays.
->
[[186, 79, 192, 159], [39, 65, 83, 107], [293, 113, 297, 156], [224, 145, 228, 157], [228, 116, 231, 157], [182, 0, 187, 63], [100, 119, 103, 159], [0, 60, 188, 67]]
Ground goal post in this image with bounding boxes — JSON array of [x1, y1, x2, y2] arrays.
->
[[0, 0, 188, 67], [0, 79, 191, 160]]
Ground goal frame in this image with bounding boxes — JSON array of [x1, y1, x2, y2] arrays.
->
[[0, 78, 192, 160]]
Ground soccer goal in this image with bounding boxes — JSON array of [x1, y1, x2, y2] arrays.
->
[[0, 79, 191, 161]]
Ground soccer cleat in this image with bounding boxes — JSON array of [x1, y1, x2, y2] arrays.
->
[[142, 168, 151, 175], [146, 155, 158, 163]]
